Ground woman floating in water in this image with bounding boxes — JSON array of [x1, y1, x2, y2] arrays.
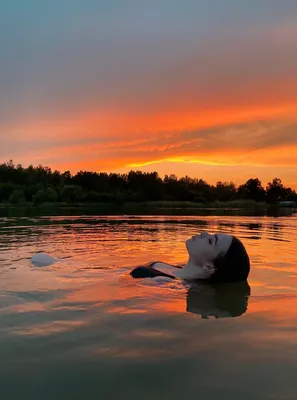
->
[[131, 231, 250, 283], [30, 231, 251, 319]]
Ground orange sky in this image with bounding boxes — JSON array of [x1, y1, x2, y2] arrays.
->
[[1, 1, 297, 188]]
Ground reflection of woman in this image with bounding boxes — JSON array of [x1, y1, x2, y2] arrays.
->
[[186, 281, 251, 318], [131, 231, 250, 283]]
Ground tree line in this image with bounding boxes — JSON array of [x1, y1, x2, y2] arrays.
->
[[0, 160, 296, 205]]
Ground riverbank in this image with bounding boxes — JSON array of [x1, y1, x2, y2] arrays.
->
[[0, 200, 295, 217]]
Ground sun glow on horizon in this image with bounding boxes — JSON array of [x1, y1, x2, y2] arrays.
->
[[1, 1, 297, 188]]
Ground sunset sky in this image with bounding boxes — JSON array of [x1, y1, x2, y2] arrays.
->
[[1, 1, 297, 187]]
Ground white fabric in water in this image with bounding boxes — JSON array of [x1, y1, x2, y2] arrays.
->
[[30, 253, 58, 266]]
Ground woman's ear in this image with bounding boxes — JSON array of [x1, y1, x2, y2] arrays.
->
[[202, 263, 215, 276]]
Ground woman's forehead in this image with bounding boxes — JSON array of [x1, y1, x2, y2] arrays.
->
[[215, 233, 233, 253], [216, 232, 232, 238]]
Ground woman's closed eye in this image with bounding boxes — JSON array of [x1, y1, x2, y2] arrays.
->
[[209, 235, 218, 245]]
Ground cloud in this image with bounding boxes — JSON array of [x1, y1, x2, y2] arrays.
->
[[3, 115, 297, 170], [0, 2, 296, 125], [1, 1, 297, 186]]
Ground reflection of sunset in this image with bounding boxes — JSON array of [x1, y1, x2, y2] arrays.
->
[[2, 214, 297, 400], [12, 320, 87, 337], [2, 215, 297, 330], [249, 295, 297, 319]]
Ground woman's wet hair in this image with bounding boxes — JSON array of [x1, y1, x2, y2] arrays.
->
[[209, 236, 250, 283]]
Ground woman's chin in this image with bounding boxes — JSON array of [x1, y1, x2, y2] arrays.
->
[[185, 238, 192, 252]]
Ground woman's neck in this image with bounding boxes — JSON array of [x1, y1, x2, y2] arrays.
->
[[175, 258, 210, 280]]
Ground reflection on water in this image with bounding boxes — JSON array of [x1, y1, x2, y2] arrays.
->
[[186, 282, 251, 319], [1, 214, 297, 399]]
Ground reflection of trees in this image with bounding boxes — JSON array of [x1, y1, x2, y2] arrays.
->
[[241, 223, 263, 240], [246, 223, 262, 231], [267, 223, 284, 241], [217, 222, 236, 233]]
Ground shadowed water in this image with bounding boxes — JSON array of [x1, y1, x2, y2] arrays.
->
[[1, 215, 297, 399]]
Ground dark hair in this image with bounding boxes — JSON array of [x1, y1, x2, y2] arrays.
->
[[210, 236, 250, 283]]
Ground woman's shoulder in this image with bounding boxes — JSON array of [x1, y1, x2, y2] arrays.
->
[[130, 261, 183, 279]]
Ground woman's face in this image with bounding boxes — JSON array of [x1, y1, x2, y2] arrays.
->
[[175, 231, 233, 280], [186, 231, 233, 265]]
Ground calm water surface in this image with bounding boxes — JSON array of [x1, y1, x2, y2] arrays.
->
[[1, 215, 297, 399]]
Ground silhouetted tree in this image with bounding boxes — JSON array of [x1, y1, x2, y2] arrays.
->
[[238, 178, 266, 202], [215, 181, 237, 202], [0, 160, 296, 206], [9, 189, 25, 204], [266, 178, 287, 203]]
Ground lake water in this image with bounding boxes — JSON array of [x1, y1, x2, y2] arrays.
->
[[1, 214, 297, 399]]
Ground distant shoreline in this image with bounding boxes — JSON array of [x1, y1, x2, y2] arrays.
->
[[0, 200, 295, 218], [0, 199, 268, 209]]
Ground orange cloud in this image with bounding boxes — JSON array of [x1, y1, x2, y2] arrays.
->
[[3, 100, 297, 189]]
